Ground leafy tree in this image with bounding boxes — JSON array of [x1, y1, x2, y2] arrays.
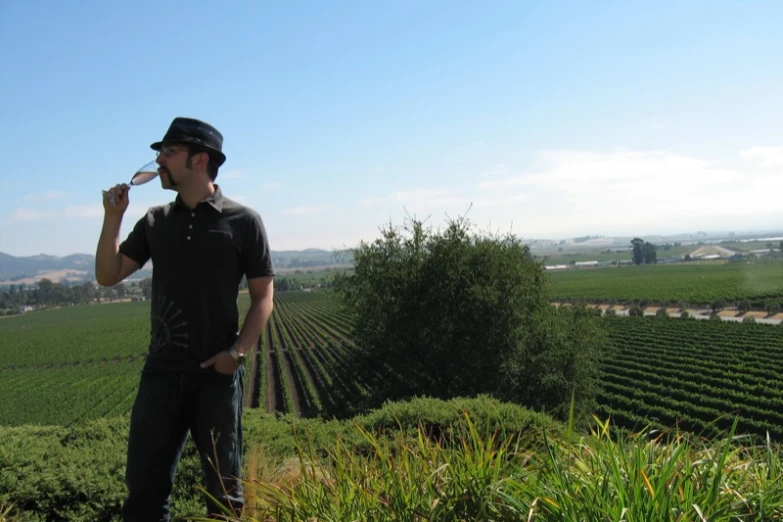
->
[[138, 278, 152, 299], [643, 241, 657, 264], [738, 300, 751, 313], [628, 305, 644, 317], [631, 238, 657, 264], [337, 215, 605, 423], [275, 276, 302, 292], [711, 299, 726, 313], [631, 238, 645, 265]]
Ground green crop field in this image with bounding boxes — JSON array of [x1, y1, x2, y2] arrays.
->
[[547, 261, 783, 305], [253, 290, 364, 418], [4, 290, 783, 444], [251, 292, 783, 442], [0, 296, 253, 427], [596, 315, 783, 440], [0, 303, 150, 426]]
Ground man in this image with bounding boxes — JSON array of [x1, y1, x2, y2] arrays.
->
[[96, 117, 275, 521]]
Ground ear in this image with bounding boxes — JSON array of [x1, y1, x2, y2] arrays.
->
[[195, 151, 210, 170]]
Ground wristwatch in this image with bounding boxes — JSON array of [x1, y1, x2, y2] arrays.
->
[[227, 345, 246, 365]]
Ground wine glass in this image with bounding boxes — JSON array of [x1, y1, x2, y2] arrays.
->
[[102, 160, 160, 207]]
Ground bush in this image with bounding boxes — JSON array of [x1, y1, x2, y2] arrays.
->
[[336, 215, 605, 424], [0, 398, 561, 521], [0, 416, 206, 521]]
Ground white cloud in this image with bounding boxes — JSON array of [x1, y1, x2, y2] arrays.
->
[[283, 205, 330, 216], [358, 197, 383, 208], [740, 146, 783, 167], [12, 208, 52, 221], [64, 204, 104, 218], [220, 169, 245, 180], [473, 148, 780, 236], [24, 190, 66, 201], [357, 183, 532, 212], [474, 193, 529, 207], [389, 188, 467, 207], [11, 203, 144, 222], [643, 117, 667, 131]]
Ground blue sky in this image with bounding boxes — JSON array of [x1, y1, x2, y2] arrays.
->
[[1, 0, 782, 257]]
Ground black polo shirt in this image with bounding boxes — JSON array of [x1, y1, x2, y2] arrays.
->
[[119, 186, 275, 373]]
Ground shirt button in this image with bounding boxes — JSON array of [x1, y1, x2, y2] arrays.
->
[[189, 224, 193, 229], [191, 213, 195, 217], [187, 236, 191, 240]]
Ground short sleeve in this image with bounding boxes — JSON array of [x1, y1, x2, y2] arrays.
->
[[242, 211, 276, 279], [119, 214, 151, 268]]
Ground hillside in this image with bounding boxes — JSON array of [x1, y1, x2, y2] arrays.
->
[[0, 248, 353, 284], [0, 252, 94, 282]]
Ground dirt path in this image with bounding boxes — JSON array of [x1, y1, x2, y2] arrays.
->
[[242, 338, 259, 409], [265, 348, 278, 413], [553, 302, 783, 324], [278, 348, 302, 417]]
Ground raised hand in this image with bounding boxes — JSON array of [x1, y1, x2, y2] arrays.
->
[[102, 183, 130, 215]]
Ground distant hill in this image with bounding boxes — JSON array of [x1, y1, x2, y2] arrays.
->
[[0, 248, 353, 284], [0, 252, 95, 281]]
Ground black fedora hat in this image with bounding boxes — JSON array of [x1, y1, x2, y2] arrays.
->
[[150, 117, 227, 166]]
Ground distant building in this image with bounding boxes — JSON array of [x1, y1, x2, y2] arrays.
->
[[574, 261, 599, 268]]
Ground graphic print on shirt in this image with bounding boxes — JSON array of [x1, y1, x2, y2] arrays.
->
[[149, 294, 189, 353]]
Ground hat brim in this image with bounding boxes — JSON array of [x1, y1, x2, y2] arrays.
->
[[150, 139, 226, 166]]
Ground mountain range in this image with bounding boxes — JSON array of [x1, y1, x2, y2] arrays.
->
[[0, 249, 352, 284]]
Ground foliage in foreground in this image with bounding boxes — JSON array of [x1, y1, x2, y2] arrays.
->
[[335, 214, 606, 423], [0, 396, 557, 522], [202, 415, 783, 522]]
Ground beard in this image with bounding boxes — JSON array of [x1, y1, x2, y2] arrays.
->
[[159, 167, 177, 187]]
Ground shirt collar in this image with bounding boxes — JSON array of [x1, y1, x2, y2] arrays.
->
[[174, 185, 225, 212]]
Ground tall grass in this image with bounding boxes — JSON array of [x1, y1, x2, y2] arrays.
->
[[0, 503, 15, 522], [191, 413, 783, 522]]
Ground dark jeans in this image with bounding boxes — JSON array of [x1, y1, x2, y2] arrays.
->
[[122, 365, 245, 521]]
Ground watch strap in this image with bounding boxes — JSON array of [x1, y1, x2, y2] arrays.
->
[[227, 345, 245, 363]]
